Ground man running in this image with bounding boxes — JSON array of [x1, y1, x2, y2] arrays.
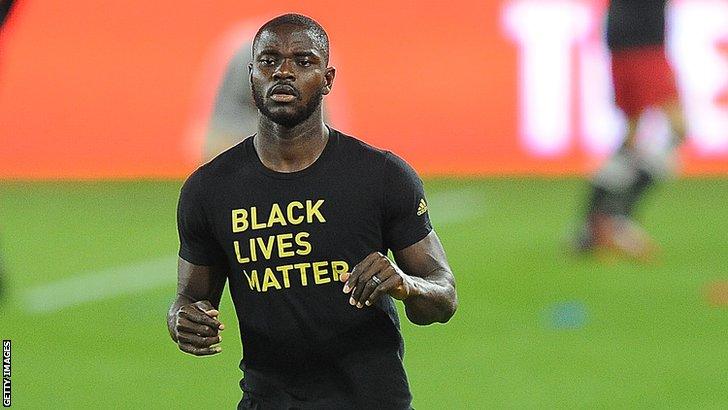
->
[[168, 13, 458, 409]]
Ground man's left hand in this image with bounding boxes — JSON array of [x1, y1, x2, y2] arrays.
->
[[341, 252, 413, 308]]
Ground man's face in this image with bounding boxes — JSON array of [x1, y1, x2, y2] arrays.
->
[[250, 24, 333, 128]]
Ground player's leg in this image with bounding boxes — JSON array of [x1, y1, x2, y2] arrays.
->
[[623, 168, 653, 217], [577, 118, 639, 251], [605, 47, 681, 257], [603, 103, 684, 259], [577, 45, 641, 253], [624, 98, 684, 217], [662, 99, 687, 147]]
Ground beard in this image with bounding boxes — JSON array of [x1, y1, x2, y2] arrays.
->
[[251, 82, 323, 128]]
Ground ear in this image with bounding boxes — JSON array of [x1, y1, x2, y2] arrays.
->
[[322, 66, 336, 95], [248, 62, 253, 82]]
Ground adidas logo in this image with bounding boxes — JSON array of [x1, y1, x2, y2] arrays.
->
[[416, 198, 428, 216]]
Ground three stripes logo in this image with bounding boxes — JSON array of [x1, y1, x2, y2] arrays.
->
[[416, 198, 428, 216]]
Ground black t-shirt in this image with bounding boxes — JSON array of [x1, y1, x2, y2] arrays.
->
[[606, 0, 667, 51], [177, 128, 432, 409]]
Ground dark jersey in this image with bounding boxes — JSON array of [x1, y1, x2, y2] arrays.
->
[[607, 0, 667, 51], [177, 128, 432, 409]]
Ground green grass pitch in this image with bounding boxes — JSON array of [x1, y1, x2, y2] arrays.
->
[[1, 178, 727, 408]]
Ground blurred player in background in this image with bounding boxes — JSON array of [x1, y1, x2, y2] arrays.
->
[[578, 0, 685, 260], [203, 38, 329, 162], [202, 41, 258, 161]]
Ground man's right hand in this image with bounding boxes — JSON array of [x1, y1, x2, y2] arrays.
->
[[173, 300, 225, 356]]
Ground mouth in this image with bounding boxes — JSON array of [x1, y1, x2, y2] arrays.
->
[[268, 84, 299, 103]]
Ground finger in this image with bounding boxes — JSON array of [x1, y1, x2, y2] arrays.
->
[[177, 331, 222, 348], [178, 342, 222, 356], [365, 274, 401, 306], [176, 317, 219, 337], [344, 252, 381, 294], [351, 258, 389, 306], [179, 307, 220, 328], [339, 271, 350, 283], [193, 300, 219, 318], [344, 252, 381, 293], [354, 275, 383, 308], [179, 307, 222, 330], [355, 264, 396, 308]]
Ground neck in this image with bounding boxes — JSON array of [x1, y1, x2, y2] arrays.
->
[[254, 110, 329, 173]]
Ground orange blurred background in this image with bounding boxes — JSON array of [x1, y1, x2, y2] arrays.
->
[[1, 0, 727, 179]]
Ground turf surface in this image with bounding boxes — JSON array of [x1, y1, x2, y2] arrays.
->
[[1, 178, 727, 408]]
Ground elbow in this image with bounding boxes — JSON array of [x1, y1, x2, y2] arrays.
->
[[444, 300, 458, 323], [406, 285, 458, 326], [407, 302, 456, 326], [438, 289, 458, 324], [438, 277, 458, 323], [407, 315, 431, 326]]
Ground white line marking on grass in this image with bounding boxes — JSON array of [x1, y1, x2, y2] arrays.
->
[[21, 256, 177, 314], [428, 186, 485, 226]]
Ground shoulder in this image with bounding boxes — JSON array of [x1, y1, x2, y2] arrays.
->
[[334, 129, 387, 158], [331, 128, 421, 181], [332, 129, 407, 170], [182, 140, 250, 193]]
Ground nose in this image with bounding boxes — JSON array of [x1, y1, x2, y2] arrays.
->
[[272, 58, 295, 81]]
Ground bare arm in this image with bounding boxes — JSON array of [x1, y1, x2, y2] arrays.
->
[[167, 257, 228, 355], [342, 230, 458, 325], [394, 231, 457, 325]]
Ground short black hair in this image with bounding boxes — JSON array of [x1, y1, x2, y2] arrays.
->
[[252, 13, 330, 64]]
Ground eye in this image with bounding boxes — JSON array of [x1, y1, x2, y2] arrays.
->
[[298, 59, 312, 67], [259, 57, 276, 66]]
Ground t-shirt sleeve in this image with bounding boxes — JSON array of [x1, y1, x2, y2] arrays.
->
[[382, 152, 433, 251], [177, 171, 227, 266]]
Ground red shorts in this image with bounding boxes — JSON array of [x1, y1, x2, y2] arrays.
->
[[611, 46, 678, 118]]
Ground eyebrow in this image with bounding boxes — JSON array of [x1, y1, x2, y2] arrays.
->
[[256, 49, 320, 59], [292, 51, 318, 58], [257, 49, 281, 56]]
